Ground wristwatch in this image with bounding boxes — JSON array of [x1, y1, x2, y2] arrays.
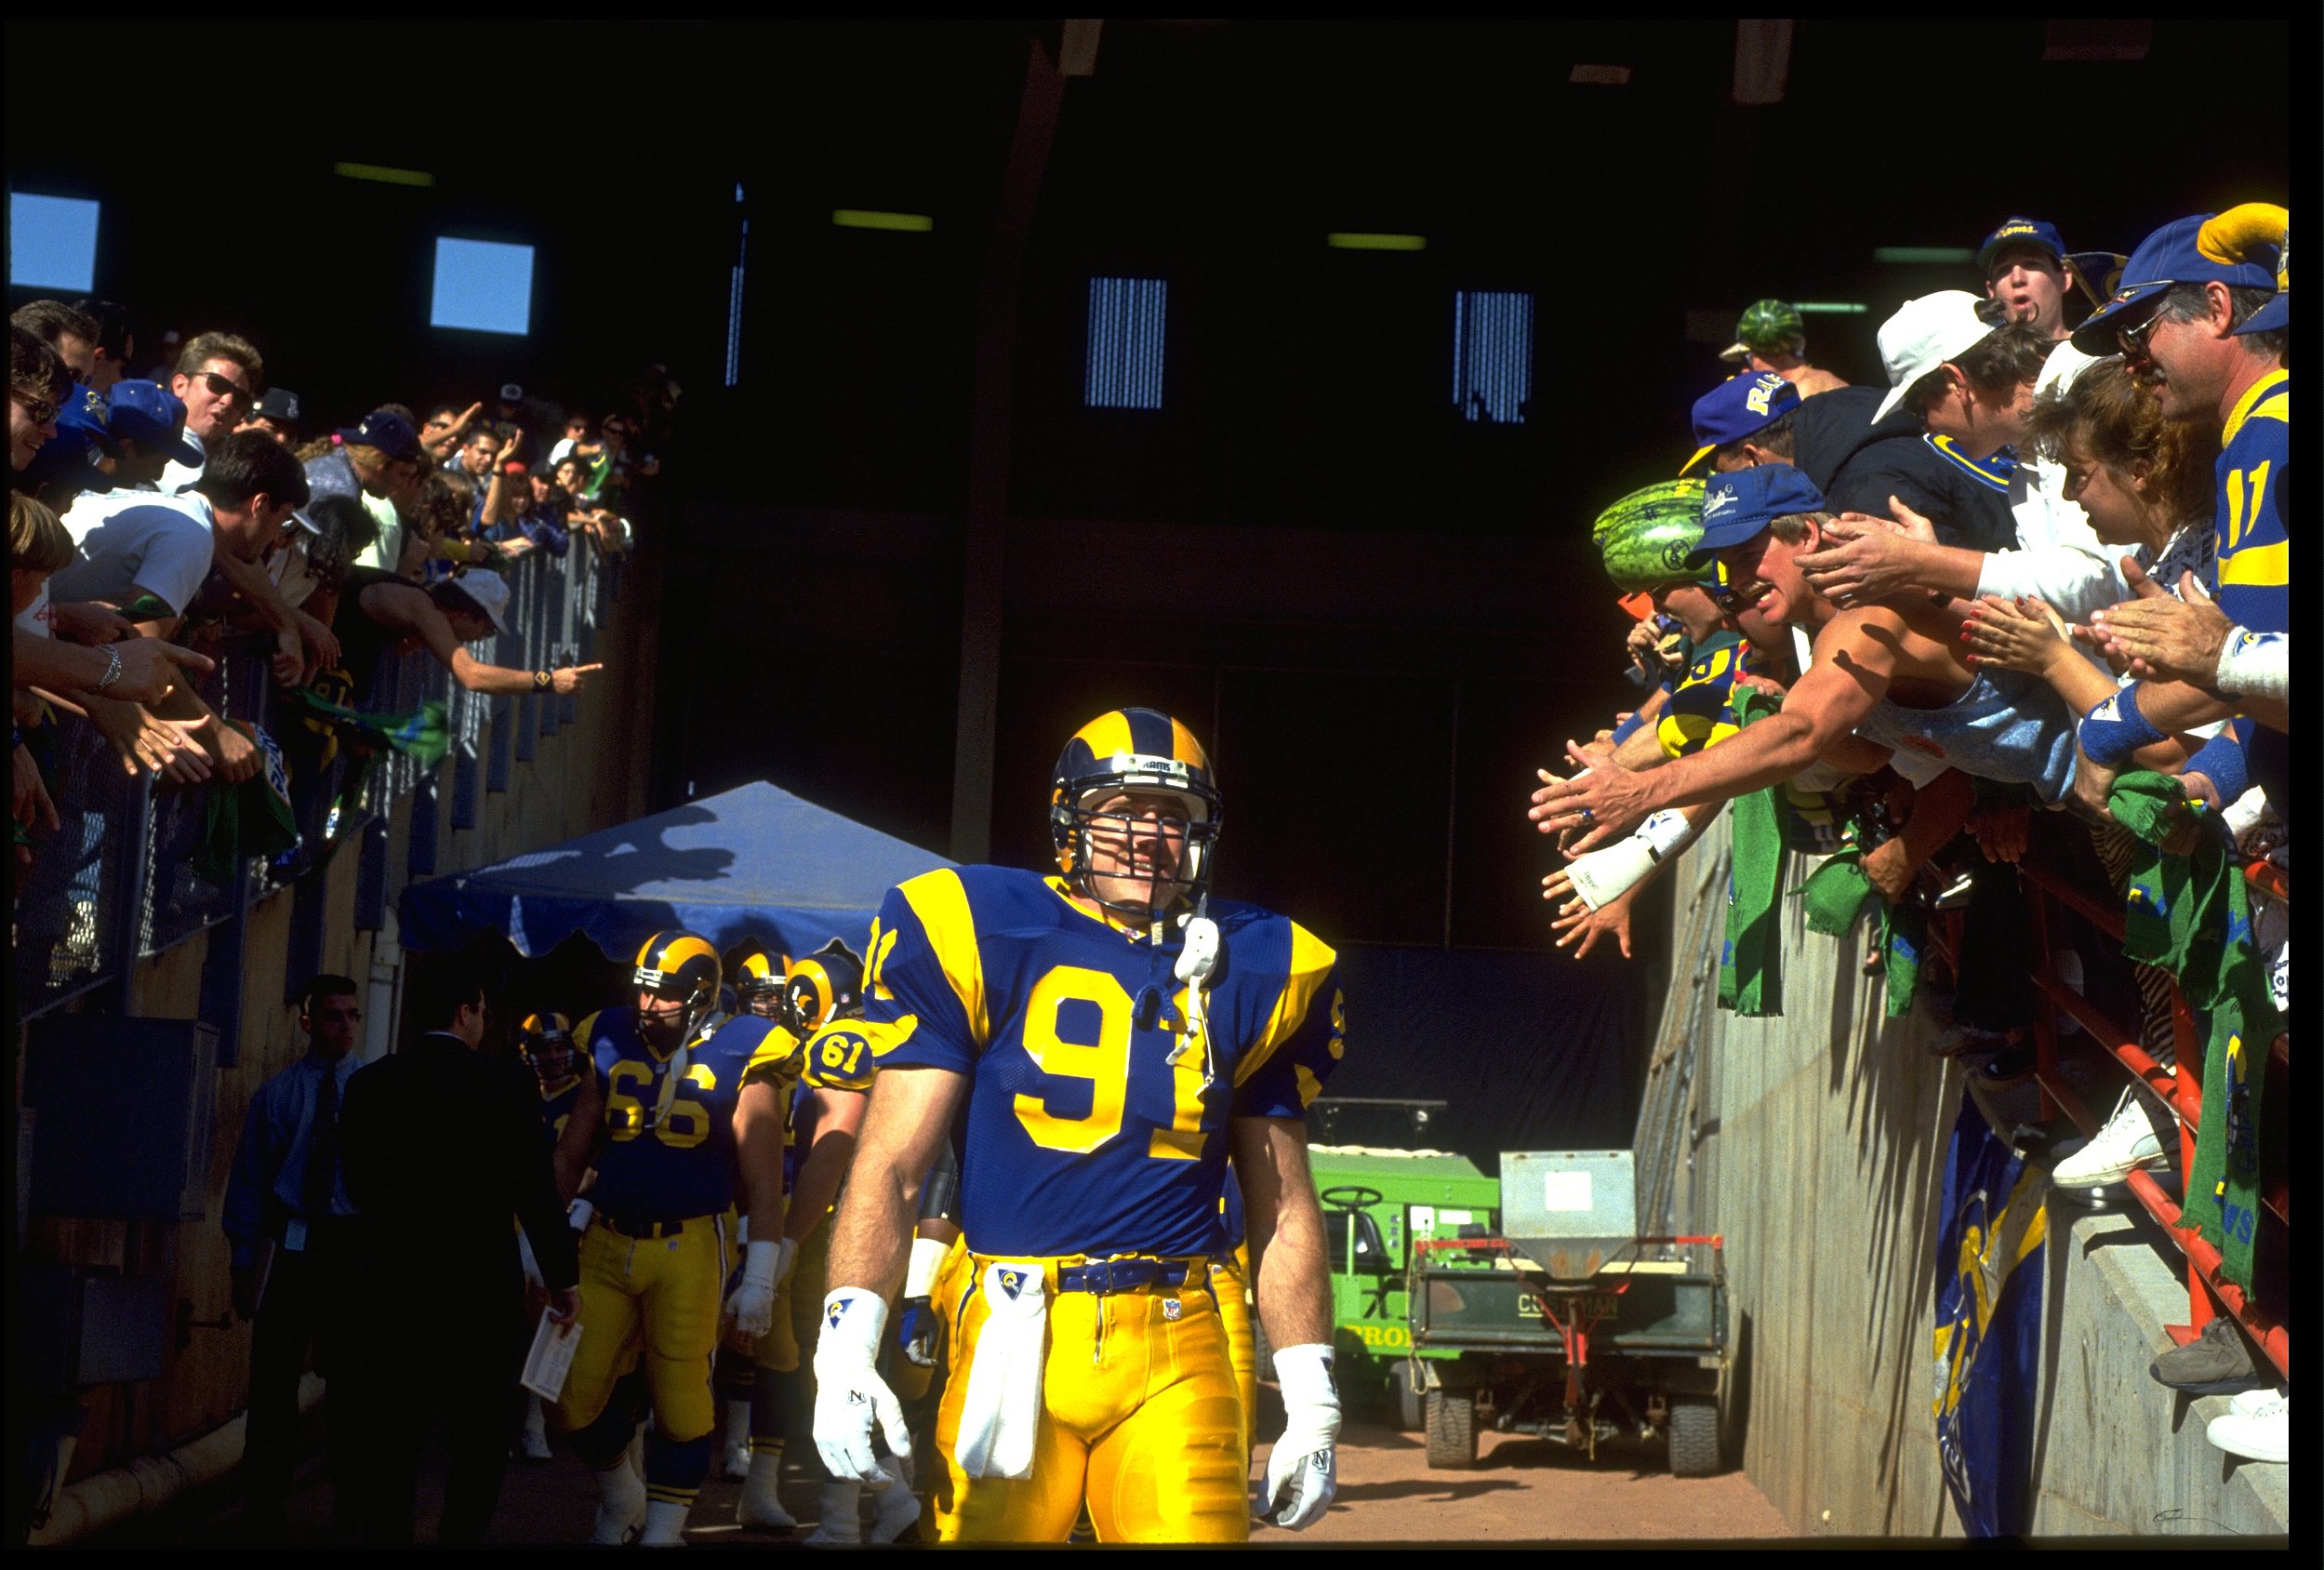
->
[[534, 669, 552, 691], [93, 642, 125, 693]]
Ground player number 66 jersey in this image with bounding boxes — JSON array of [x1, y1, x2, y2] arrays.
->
[[577, 1007, 776, 1221], [857, 865, 1346, 1260]]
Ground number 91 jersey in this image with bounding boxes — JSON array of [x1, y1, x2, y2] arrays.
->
[[860, 866, 1346, 1260], [580, 1007, 776, 1220]]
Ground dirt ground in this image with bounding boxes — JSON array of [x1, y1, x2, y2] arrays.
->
[[95, 1404, 1789, 1548]]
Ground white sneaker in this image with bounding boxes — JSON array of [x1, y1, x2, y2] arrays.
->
[[517, 1394, 553, 1461], [2231, 1387, 2286, 1418], [2052, 1086, 2171, 1188], [591, 1462, 649, 1545], [802, 1480, 862, 1545], [2206, 1393, 2288, 1463], [638, 1497, 693, 1547], [738, 1451, 797, 1531], [869, 1457, 921, 1544], [723, 1439, 751, 1482]]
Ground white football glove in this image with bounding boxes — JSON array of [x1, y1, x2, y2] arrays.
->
[[724, 1237, 797, 1339], [812, 1288, 913, 1488], [1259, 1344, 1340, 1530]]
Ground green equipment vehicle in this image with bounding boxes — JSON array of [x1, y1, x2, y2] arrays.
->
[[1408, 1150, 1729, 1476], [1300, 1099, 1503, 1430]]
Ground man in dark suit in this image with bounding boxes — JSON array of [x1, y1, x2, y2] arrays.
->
[[339, 961, 581, 1546]]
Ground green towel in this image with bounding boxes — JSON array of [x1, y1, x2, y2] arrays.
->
[[1795, 848, 1922, 1018], [279, 688, 451, 769], [1716, 685, 1786, 1017], [193, 722, 300, 885], [2108, 769, 2278, 1288]]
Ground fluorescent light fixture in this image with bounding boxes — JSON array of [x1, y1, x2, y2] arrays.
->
[[831, 209, 934, 233], [8, 193, 100, 292], [1874, 246, 1975, 265], [1569, 63, 1631, 85], [1086, 277, 1167, 410], [1793, 302, 1867, 314], [1327, 233, 1427, 251], [335, 161, 435, 187], [431, 237, 535, 336]]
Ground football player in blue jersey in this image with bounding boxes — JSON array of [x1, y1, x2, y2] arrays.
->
[[811, 707, 1348, 1544], [552, 932, 788, 1546], [726, 941, 903, 1537], [712, 938, 790, 1482], [513, 1012, 596, 1462]]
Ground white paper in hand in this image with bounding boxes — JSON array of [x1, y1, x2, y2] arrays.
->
[[521, 1316, 583, 1402]]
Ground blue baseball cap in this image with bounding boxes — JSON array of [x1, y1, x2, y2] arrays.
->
[[336, 407, 420, 462], [23, 385, 119, 488], [104, 379, 205, 467], [1975, 217, 2066, 276], [1693, 465, 1828, 557], [1681, 371, 1800, 475], [2070, 212, 2284, 353]]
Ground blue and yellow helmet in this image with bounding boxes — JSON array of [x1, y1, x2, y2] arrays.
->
[[1048, 707, 1224, 915], [724, 937, 790, 1003], [633, 929, 722, 1036], [517, 1011, 576, 1083], [783, 938, 865, 1035]]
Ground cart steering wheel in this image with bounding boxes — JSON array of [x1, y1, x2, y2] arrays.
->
[[1319, 1184, 1385, 1212]]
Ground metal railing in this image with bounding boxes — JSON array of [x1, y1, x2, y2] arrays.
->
[[1931, 854, 2289, 1381], [13, 547, 620, 1023]]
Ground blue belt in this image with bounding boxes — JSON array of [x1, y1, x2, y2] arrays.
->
[[1055, 1256, 1206, 1296]]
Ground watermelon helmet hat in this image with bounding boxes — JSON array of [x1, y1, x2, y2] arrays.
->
[[1719, 299, 1808, 365], [1592, 477, 1709, 592]]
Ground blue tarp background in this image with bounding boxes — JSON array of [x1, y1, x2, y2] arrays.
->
[[398, 780, 952, 963]]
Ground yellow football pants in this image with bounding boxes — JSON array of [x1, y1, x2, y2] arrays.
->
[[931, 1252, 1248, 1544], [557, 1215, 731, 1444], [1212, 1246, 1256, 1460]]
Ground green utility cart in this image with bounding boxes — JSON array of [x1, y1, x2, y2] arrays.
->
[[1408, 1151, 1729, 1475], [1300, 1136, 1502, 1430]]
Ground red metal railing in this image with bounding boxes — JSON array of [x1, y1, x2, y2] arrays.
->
[[1975, 859, 2291, 1381]]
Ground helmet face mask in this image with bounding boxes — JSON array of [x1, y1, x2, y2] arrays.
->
[[632, 930, 722, 1052], [519, 1011, 575, 1087], [1049, 709, 1224, 924], [725, 938, 788, 1017]]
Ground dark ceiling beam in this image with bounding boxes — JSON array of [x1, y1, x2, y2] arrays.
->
[[949, 29, 1085, 862]]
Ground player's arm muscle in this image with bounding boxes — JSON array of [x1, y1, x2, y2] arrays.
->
[[785, 1087, 868, 1245], [825, 1066, 967, 1303], [551, 1071, 603, 1204], [1231, 1115, 1332, 1349], [734, 1079, 789, 1245]]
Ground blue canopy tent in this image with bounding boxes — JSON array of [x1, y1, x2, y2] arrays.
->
[[397, 780, 952, 963]]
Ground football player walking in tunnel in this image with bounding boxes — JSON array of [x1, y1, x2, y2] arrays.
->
[[812, 706, 1349, 1544], [553, 933, 785, 1546], [512, 1012, 598, 1463], [711, 938, 789, 1482]]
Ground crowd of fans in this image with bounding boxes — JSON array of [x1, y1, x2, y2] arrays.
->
[[1529, 206, 2290, 1464], [10, 298, 671, 875]]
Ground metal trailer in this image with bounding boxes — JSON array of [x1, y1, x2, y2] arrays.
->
[[1406, 1151, 1730, 1475]]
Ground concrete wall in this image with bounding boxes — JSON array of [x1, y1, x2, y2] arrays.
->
[[1666, 813, 2290, 1539]]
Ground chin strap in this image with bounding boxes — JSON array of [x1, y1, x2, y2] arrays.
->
[[1171, 899, 1223, 1086]]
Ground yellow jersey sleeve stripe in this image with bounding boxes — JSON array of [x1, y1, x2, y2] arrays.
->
[[897, 868, 989, 1047], [575, 1010, 601, 1042], [1233, 923, 1337, 1089], [2223, 368, 2289, 446], [2218, 539, 2289, 588]]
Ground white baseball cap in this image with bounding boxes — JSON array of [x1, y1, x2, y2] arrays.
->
[[446, 568, 514, 635], [1872, 290, 1997, 425]]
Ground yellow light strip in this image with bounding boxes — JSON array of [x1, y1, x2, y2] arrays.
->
[[334, 162, 435, 188], [1326, 233, 1428, 252], [831, 209, 934, 233]]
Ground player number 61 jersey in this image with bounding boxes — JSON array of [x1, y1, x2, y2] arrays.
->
[[857, 865, 1346, 1260]]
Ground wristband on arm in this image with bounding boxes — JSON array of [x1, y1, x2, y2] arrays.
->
[[2078, 687, 2166, 767], [2213, 628, 2288, 705], [2184, 728, 2251, 807]]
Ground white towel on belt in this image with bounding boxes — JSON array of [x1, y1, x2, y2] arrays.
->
[[953, 1261, 1048, 1480]]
